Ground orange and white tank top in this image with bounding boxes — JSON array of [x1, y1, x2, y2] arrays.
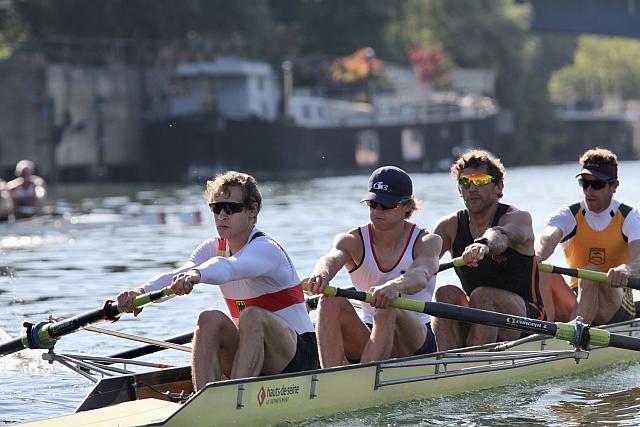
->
[[349, 223, 435, 324]]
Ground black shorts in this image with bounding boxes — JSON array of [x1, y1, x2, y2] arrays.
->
[[281, 332, 319, 374], [347, 322, 436, 364], [526, 301, 546, 321]]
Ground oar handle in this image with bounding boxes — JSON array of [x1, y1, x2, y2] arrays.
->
[[538, 263, 640, 291], [437, 257, 465, 273]]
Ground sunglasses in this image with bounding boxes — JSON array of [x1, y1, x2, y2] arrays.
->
[[578, 178, 612, 190], [458, 174, 494, 189], [209, 201, 245, 215], [365, 200, 407, 210]]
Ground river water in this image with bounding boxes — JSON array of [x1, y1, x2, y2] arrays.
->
[[2, 162, 640, 425]]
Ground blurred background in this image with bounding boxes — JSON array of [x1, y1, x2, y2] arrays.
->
[[0, 0, 639, 185]]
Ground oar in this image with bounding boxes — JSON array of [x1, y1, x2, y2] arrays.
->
[[108, 331, 194, 360], [317, 285, 640, 351], [538, 263, 640, 291], [304, 257, 465, 312], [0, 285, 176, 357]]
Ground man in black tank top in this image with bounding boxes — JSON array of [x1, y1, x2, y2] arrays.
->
[[432, 150, 545, 351]]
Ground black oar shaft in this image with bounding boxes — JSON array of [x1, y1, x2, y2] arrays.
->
[[0, 286, 175, 357], [108, 332, 194, 360], [332, 287, 559, 337]]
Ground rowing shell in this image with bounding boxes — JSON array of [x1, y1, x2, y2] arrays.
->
[[19, 318, 640, 426]]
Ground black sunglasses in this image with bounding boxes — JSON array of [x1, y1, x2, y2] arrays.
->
[[578, 178, 613, 190], [365, 200, 408, 210], [209, 201, 245, 215]]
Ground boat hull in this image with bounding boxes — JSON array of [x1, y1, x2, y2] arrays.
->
[[20, 319, 640, 426]]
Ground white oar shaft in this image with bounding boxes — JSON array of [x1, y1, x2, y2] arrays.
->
[[83, 326, 192, 353]]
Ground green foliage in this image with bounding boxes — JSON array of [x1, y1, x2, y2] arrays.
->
[[549, 35, 640, 102]]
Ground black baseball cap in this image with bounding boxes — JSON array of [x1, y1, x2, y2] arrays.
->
[[361, 166, 413, 208], [576, 162, 617, 181]]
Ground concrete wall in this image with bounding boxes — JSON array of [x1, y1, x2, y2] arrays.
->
[[0, 54, 52, 179], [0, 54, 143, 181]]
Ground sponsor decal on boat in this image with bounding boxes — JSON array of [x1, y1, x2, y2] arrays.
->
[[257, 384, 301, 406]]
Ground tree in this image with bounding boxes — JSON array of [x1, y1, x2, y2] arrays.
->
[[549, 35, 640, 103]]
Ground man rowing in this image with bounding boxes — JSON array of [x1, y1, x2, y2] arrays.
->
[[306, 166, 441, 367], [535, 148, 640, 324], [0, 178, 13, 222], [117, 171, 318, 391], [432, 150, 545, 351]]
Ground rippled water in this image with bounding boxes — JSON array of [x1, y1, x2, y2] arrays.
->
[[2, 162, 640, 425]]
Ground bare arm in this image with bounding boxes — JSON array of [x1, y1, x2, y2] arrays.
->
[[534, 225, 563, 261], [608, 240, 640, 287], [432, 213, 457, 258], [484, 209, 534, 255], [462, 209, 534, 267], [306, 231, 361, 294], [369, 232, 442, 308]]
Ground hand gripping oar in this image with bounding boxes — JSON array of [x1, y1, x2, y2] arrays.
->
[[317, 285, 640, 352], [0, 285, 176, 357], [304, 257, 465, 312], [538, 263, 640, 291]]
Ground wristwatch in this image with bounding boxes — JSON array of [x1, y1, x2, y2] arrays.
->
[[473, 237, 490, 251]]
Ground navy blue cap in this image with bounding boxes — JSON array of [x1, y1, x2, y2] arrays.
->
[[576, 162, 617, 181], [361, 166, 413, 208]]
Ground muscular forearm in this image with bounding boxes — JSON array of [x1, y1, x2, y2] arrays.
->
[[312, 251, 345, 281], [483, 227, 510, 255], [535, 234, 556, 261]]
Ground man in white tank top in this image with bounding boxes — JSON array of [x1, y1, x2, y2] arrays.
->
[[306, 166, 442, 368], [117, 171, 317, 391]]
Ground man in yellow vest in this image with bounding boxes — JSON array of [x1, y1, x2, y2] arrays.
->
[[535, 148, 640, 324]]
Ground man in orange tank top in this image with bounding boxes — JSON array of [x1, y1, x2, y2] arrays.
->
[[306, 166, 442, 368], [536, 148, 640, 325]]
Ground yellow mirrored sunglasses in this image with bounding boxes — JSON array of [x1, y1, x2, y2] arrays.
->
[[458, 173, 494, 189]]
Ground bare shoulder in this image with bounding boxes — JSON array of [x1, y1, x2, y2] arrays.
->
[[415, 231, 443, 255], [433, 212, 458, 238], [333, 227, 362, 251], [500, 205, 532, 225]]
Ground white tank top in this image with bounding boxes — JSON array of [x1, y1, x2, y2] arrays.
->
[[349, 223, 435, 324]]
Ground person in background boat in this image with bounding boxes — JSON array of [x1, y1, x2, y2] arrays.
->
[[117, 171, 318, 391], [306, 166, 442, 368], [535, 148, 640, 325], [7, 159, 47, 219], [432, 150, 545, 351], [0, 178, 13, 221]]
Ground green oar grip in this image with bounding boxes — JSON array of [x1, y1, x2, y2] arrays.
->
[[538, 263, 640, 290], [132, 286, 175, 309]]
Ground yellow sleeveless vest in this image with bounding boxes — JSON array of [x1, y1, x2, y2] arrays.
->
[[562, 202, 635, 316]]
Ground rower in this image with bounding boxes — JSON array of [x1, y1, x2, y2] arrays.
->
[[306, 166, 441, 368], [0, 178, 13, 222], [432, 149, 545, 351], [535, 148, 640, 325], [7, 159, 47, 219], [117, 171, 318, 391]]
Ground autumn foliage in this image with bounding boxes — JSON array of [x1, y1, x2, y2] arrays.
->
[[406, 47, 445, 88], [330, 47, 384, 83]]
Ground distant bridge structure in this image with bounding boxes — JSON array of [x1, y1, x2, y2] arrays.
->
[[526, 0, 640, 38]]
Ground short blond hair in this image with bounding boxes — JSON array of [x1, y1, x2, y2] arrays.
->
[[205, 171, 262, 213]]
